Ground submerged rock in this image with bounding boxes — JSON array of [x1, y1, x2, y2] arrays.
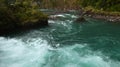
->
[[75, 11, 87, 23], [75, 16, 86, 22]]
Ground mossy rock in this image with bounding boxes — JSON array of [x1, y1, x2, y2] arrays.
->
[[0, 0, 48, 35]]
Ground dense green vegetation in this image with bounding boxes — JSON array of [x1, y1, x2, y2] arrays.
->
[[39, 0, 80, 10], [0, 0, 48, 33], [79, 0, 120, 12], [39, 0, 120, 12], [77, 0, 120, 16]]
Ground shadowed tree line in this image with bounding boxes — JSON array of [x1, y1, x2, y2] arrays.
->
[[38, 0, 120, 12], [79, 0, 120, 12], [38, 0, 80, 10]]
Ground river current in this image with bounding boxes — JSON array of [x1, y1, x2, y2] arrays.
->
[[0, 12, 120, 67]]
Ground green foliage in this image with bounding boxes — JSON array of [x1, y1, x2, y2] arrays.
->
[[78, 0, 120, 12], [38, 0, 120, 12], [0, 0, 48, 29], [39, 0, 80, 10], [84, 6, 120, 16]]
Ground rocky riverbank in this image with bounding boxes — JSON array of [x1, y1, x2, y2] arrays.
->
[[76, 9, 120, 23], [85, 12, 120, 22], [46, 9, 120, 23]]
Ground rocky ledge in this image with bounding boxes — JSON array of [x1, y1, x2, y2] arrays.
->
[[86, 14, 120, 22], [75, 9, 120, 22], [0, 18, 48, 35]]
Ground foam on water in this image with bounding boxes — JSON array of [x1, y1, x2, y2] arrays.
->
[[0, 37, 120, 67], [0, 13, 120, 67], [50, 14, 65, 18], [46, 44, 120, 67], [0, 37, 51, 67]]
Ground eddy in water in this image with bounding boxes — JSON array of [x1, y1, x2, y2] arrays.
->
[[0, 13, 120, 67]]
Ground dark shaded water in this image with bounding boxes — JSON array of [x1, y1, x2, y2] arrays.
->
[[0, 12, 120, 67]]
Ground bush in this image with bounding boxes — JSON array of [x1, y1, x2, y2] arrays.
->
[[0, 0, 48, 32]]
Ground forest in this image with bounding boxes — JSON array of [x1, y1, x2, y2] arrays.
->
[[39, 0, 120, 12]]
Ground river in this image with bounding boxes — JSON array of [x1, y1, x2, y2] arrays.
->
[[0, 12, 120, 67]]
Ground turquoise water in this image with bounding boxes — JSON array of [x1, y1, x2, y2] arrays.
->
[[0, 13, 120, 67]]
